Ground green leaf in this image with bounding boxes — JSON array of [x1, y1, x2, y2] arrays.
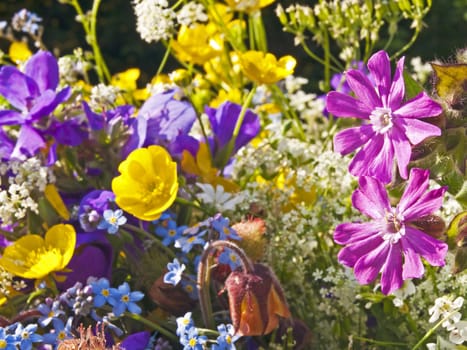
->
[[403, 70, 424, 99]]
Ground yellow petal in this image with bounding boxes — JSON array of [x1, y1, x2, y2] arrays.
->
[[45, 224, 76, 270], [44, 184, 70, 220], [9, 42, 32, 63]]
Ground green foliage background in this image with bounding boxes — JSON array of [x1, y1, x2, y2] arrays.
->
[[0, 0, 466, 85]]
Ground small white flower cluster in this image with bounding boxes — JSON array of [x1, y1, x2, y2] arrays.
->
[[133, 0, 176, 43], [89, 83, 120, 110], [176, 2, 208, 28], [428, 295, 467, 345], [58, 49, 89, 85], [410, 57, 433, 85], [0, 157, 55, 226], [283, 75, 326, 129], [0, 267, 26, 298]]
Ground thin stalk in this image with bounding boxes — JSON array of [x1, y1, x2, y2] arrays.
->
[[123, 224, 175, 259], [89, 0, 111, 82], [352, 335, 407, 347], [411, 310, 461, 350], [220, 86, 257, 171], [300, 41, 342, 72], [125, 312, 178, 342], [197, 240, 254, 329], [322, 26, 331, 91], [391, 27, 421, 60], [155, 39, 173, 77]]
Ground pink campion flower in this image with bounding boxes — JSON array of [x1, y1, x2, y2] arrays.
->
[[326, 50, 443, 183], [334, 168, 448, 295]]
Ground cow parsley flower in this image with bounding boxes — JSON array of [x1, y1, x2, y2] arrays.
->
[[133, 0, 176, 43], [334, 168, 448, 294], [326, 50, 443, 183]]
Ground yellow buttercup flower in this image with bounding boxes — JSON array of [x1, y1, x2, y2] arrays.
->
[[171, 24, 223, 65], [224, 0, 275, 13], [239, 51, 296, 85], [112, 146, 178, 221], [0, 224, 76, 280]]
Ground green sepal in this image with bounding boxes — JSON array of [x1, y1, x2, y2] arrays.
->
[[403, 70, 424, 99]]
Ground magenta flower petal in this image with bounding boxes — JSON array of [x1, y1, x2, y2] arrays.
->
[[403, 187, 447, 221], [380, 244, 403, 294], [345, 70, 381, 109], [334, 221, 381, 245], [338, 235, 384, 267], [333, 125, 374, 155], [352, 176, 390, 219], [367, 50, 391, 103], [326, 92, 373, 119], [394, 92, 443, 119], [398, 168, 430, 213], [403, 226, 448, 266], [334, 168, 447, 295], [326, 50, 443, 183], [354, 242, 390, 285], [388, 57, 405, 110], [401, 241, 425, 280], [24, 50, 59, 92], [396, 117, 441, 145], [349, 134, 393, 184], [390, 127, 411, 179]]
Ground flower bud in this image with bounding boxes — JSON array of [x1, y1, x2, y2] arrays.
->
[[409, 214, 446, 239], [232, 218, 266, 261], [224, 263, 291, 336], [149, 271, 196, 316]]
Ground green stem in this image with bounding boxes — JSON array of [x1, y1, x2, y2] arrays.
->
[[89, 0, 111, 82], [391, 27, 421, 60], [322, 26, 331, 91], [175, 197, 209, 214], [411, 310, 460, 350], [123, 224, 175, 259], [125, 312, 178, 342], [220, 86, 257, 171], [155, 39, 173, 77], [353, 335, 407, 347], [197, 240, 254, 329], [300, 41, 341, 73]]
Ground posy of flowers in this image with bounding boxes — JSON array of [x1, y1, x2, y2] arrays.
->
[[0, 1, 465, 349]]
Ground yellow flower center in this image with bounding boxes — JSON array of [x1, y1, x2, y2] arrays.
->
[[226, 335, 232, 344], [22, 332, 29, 339], [102, 289, 109, 297], [141, 179, 166, 204], [185, 285, 193, 293], [189, 338, 197, 346], [223, 227, 230, 235], [108, 216, 118, 224], [0, 340, 6, 348], [26, 247, 62, 270], [168, 229, 176, 236], [58, 331, 66, 340], [121, 294, 130, 303]]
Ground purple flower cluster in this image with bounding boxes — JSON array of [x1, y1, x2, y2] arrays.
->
[[326, 50, 448, 294]]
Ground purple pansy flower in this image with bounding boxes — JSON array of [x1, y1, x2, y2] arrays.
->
[[326, 50, 443, 183], [334, 168, 448, 295], [0, 50, 71, 159]]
